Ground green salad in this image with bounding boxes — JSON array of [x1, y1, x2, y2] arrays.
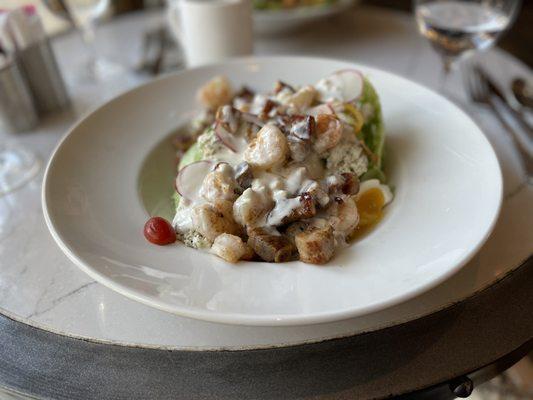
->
[[170, 71, 392, 264]]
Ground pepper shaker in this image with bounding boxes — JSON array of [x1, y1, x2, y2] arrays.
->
[[0, 59, 38, 132], [4, 7, 70, 115], [16, 38, 70, 114]]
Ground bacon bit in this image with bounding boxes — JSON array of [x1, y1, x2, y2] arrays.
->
[[267, 193, 316, 227], [290, 116, 315, 141], [241, 112, 265, 128], [274, 80, 295, 94], [260, 99, 278, 120], [216, 105, 241, 133], [234, 86, 255, 101], [340, 172, 360, 195], [287, 137, 310, 162], [234, 162, 253, 191], [247, 227, 296, 263]]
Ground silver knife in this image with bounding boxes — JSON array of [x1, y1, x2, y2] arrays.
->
[[476, 66, 533, 137]]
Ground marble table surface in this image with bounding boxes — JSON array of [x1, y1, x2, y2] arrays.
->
[[0, 6, 531, 350]]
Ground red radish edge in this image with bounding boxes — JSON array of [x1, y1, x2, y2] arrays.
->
[[214, 121, 238, 153], [241, 112, 265, 127], [332, 69, 364, 102], [213, 161, 229, 170], [175, 160, 214, 201]]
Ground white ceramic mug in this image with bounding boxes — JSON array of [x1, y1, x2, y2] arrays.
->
[[167, 0, 253, 68]]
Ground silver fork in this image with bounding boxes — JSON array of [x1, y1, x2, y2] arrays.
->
[[464, 66, 533, 177]]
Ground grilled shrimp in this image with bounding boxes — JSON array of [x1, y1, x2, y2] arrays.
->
[[197, 76, 233, 110], [211, 233, 254, 263], [233, 188, 273, 227], [200, 163, 239, 203], [244, 124, 289, 169], [328, 196, 359, 235], [191, 203, 240, 242], [314, 114, 342, 154], [288, 85, 316, 111]]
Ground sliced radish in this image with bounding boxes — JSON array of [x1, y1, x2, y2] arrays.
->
[[175, 160, 214, 203], [315, 70, 364, 103], [241, 112, 265, 127], [213, 161, 230, 171], [214, 121, 247, 153]]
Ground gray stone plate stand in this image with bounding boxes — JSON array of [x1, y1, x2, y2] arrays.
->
[[1, 257, 531, 400]]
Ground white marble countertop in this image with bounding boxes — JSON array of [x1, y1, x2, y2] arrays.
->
[[0, 6, 531, 350]]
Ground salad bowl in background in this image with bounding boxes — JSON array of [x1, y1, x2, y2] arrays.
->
[[42, 56, 502, 326], [253, 0, 358, 35]]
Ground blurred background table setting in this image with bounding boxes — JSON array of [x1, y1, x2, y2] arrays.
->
[[0, 0, 531, 399]]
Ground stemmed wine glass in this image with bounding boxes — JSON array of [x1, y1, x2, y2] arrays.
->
[[43, 0, 123, 81], [414, 0, 521, 92], [0, 143, 40, 196]]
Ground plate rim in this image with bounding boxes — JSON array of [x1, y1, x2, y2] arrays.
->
[[42, 55, 503, 326]]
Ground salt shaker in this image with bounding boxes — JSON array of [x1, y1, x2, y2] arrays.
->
[[16, 39, 70, 114], [6, 7, 70, 115]]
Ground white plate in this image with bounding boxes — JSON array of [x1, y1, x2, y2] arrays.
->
[[42, 56, 502, 326], [253, 0, 357, 35]]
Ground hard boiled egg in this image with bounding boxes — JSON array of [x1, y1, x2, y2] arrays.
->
[[354, 179, 393, 231], [357, 179, 393, 205]]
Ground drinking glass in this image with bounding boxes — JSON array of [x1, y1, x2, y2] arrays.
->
[[414, 0, 521, 90], [0, 143, 40, 196], [44, 0, 123, 81]]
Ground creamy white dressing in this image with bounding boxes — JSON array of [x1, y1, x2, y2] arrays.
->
[[266, 197, 302, 226], [271, 189, 286, 201], [252, 171, 284, 192], [199, 163, 237, 203], [274, 87, 293, 105], [315, 77, 344, 103], [250, 94, 268, 115], [233, 97, 249, 112], [176, 161, 214, 205], [289, 152, 325, 180], [301, 180, 329, 207], [173, 201, 195, 232], [211, 145, 243, 165], [284, 167, 310, 195]]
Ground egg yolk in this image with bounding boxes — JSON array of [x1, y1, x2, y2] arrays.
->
[[351, 188, 385, 240]]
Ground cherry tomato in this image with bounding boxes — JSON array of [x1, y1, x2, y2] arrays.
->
[[144, 217, 176, 245]]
